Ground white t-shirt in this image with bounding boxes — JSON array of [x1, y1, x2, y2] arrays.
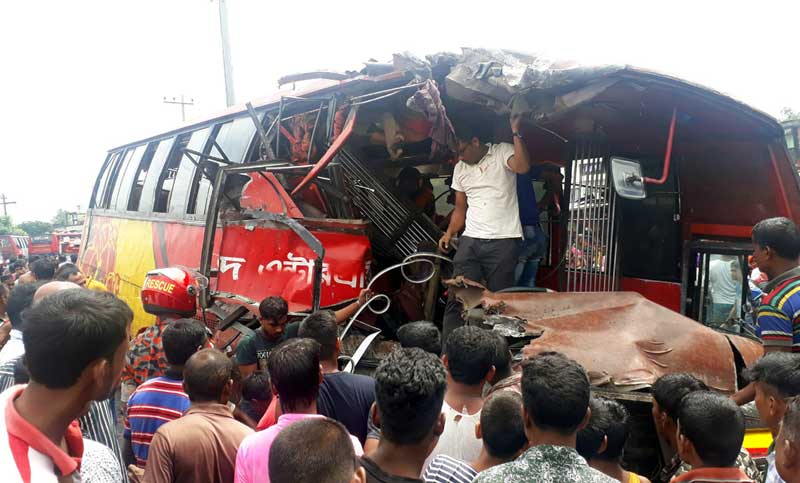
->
[[709, 258, 739, 305], [451, 143, 522, 239], [423, 401, 482, 474]]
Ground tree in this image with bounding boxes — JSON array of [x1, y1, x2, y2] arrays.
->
[[781, 107, 800, 122], [0, 216, 27, 236], [18, 221, 53, 237], [51, 209, 78, 227]]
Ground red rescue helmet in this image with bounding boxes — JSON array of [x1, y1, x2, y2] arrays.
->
[[141, 267, 204, 317]]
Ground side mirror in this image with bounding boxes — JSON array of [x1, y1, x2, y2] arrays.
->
[[610, 157, 647, 200]]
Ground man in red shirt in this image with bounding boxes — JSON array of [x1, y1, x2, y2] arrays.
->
[[0, 289, 132, 482]]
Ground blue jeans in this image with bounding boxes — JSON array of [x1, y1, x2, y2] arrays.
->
[[515, 224, 547, 287]]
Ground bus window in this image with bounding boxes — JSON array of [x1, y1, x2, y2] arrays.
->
[[127, 142, 160, 211], [114, 145, 146, 211], [167, 128, 211, 215], [153, 133, 192, 213], [92, 152, 120, 209], [100, 148, 135, 209], [209, 116, 258, 165], [137, 139, 176, 213]]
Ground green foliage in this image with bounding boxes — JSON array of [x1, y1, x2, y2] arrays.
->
[[51, 209, 79, 227], [18, 220, 53, 237], [0, 216, 27, 236]]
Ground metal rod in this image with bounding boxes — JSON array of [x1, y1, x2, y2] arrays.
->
[[307, 101, 325, 163], [348, 82, 426, 102], [578, 140, 587, 292], [275, 97, 285, 158]]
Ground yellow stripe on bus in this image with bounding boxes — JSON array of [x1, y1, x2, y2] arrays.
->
[[743, 429, 773, 454]]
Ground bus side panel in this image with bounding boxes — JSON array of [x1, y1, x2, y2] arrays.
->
[[215, 224, 371, 312], [619, 277, 682, 313], [81, 215, 159, 334]]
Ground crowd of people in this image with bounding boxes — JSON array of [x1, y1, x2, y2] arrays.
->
[[2, 110, 800, 483]]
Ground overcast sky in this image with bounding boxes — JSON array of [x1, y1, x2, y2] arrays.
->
[[1, 1, 799, 222]]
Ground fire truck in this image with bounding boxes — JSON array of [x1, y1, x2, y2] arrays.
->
[[28, 232, 81, 257], [81, 50, 797, 476]]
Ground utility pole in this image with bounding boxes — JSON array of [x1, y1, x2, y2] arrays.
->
[[163, 95, 195, 122], [217, 0, 235, 107], [0, 194, 16, 217]]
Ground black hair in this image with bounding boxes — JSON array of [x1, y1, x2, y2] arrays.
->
[[183, 348, 234, 402], [481, 391, 527, 459], [242, 371, 272, 402], [13, 357, 29, 385], [444, 326, 495, 385], [23, 289, 132, 389], [298, 310, 338, 361], [30, 259, 55, 281], [454, 118, 493, 142], [162, 319, 207, 366], [267, 338, 321, 411], [752, 217, 800, 260], [745, 352, 800, 398], [521, 352, 590, 435], [6, 281, 45, 328], [69, 254, 77, 263], [374, 347, 446, 445], [57, 255, 66, 264], [651, 373, 709, 421], [490, 332, 512, 377], [259, 296, 289, 321], [54, 263, 80, 281], [397, 321, 441, 357], [577, 397, 630, 462], [677, 391, 744, 467], [269, 417, 358, 483]]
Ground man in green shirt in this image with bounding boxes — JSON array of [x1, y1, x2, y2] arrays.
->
[[473, 352, 616, 483], [237, 291, 369, 378]]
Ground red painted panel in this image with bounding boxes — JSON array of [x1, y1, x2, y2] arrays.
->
[[619, 277, 682, 313], [689, 223, 752, 239], [215, 223, 371, 311]]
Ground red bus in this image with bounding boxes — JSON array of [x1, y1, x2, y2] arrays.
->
[[0, 235, 31, 260], [82, 51, 796, 472], [28, 232, 82, 257]]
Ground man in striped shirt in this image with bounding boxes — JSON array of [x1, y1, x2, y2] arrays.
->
[[124, 318, 207, 467], [734, 217, 800, 406]]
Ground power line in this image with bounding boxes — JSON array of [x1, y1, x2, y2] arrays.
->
[[163, 95, 195, 122], [0, 194, 16, 217]]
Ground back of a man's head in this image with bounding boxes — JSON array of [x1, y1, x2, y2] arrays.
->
[[33, 281, 80, 304], [6, 281, 44, 328], [31, 259, 56, 281], [746, 352, 800, 399], [444, 326, 494, 386], [269, 417, 361, 483], [298, 310, 338, 361], [23, 289, 132, 390], [397, 321, 441, 357], [183, 348, 233, 402], [577, 397, 630, 462], [481, 391, 527, 459], [522, 352, 590, 435], [375, 347, 446, 445], [267, 338, 321, 411], [677, 391, 744, 467], [242, 371, 271, 401], [752, 217, 800, 261], [489, 332, 512, 380], [162, 319, 207, 367], [652, 373, 709, 420]]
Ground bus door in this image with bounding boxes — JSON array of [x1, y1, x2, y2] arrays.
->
[[681, 239, 755, 336], [561, 139, 620, 292]]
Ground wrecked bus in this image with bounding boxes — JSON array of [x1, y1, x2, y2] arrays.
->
[[81, 50, 797, 476]]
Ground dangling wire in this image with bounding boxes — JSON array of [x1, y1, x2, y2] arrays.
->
[[339, 252, 453, 339]]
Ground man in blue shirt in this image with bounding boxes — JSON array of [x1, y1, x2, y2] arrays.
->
[[515, 167, 547, 287]]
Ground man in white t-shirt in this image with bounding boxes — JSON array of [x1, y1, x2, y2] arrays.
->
[[439, 114, 532, 340]]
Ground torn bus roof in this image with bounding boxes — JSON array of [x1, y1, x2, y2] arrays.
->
[[450, 281, 763, 394], [110, 48, 782, 152]]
